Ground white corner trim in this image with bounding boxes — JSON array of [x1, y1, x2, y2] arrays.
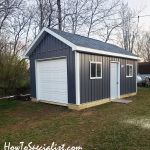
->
[[44, 28, 77, 50], [136, 61, 138, 93], [24, 28, 45, 57], [75, 46, 139, 60], [24, 27, 77, 57], [35, 60, 39, 100], [118, 62, 120, 99], [75, 51, 80, 105]]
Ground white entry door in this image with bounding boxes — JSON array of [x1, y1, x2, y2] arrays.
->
[[36, 58, 68, 104], [110, 62, 120, 99]]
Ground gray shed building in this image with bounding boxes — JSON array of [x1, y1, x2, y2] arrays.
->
[[24, 27, 138, 110]]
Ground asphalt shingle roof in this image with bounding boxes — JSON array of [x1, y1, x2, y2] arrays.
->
[[50, 28, 137, 57]]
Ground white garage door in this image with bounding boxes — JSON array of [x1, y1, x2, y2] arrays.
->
[[36, 58, 68, 104]]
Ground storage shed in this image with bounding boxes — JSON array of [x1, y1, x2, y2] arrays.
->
[[24, 27, 139, 110]]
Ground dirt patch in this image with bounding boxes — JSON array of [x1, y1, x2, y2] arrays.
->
[[122, 117, 150, 129]]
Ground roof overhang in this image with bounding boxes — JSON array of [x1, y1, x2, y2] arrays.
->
[[24, 27, 140, 60], [75, 46, 140, 60]]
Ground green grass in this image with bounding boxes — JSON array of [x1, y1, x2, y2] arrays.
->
[[0, 88, 150, 150]]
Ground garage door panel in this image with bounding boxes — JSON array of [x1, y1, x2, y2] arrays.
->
[[38, 72, 67, 81], [39, 81, 67, 84], [38, 78, 67, 83], [40, 92, 67, 101], [36, 58, 68, 104], [40, 87, 67, 93]]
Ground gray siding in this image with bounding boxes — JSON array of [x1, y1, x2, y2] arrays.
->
[[79, 52, 136, 104], [29, 32, 76, 104]]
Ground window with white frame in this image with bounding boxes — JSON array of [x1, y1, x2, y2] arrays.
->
[[90, 62, 102, 79], [126, 64, 133, 77]]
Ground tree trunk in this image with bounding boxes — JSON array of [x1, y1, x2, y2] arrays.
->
[[39, 1, 44, 30], [57, 0, 62, 30]]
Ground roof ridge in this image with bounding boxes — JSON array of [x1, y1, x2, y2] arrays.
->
[[49, 28, 129, 52], [49, 28, 105, 43]]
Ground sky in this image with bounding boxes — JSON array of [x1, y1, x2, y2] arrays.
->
[[123, 0, 150, 31]]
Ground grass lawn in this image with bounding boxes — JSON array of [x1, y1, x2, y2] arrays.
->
[[0, 88, 150, 150]]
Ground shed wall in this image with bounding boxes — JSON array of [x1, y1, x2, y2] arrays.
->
[[79, 52, 136, 104], [29, 32, 76, 104]]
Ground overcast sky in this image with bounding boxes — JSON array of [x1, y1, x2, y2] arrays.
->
[[123, 0, 150, 31]]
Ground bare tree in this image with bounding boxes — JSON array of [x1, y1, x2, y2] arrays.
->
[[104, 21, 121, 43], [37, 0, 44, 30], [0, 0, 34, 55], [87, 0, 101, 37], [35, 0, 57, 31], [47, 0, 55, 27], [63, 0, 88, 34], [136, 31, 150, 62], [86, 0, 120, 37], [57, 0, 62, 30], [119, 3, 139, 52], [0, 0, 26, 55], [12, 16, 30, 54], [0, 0, 23, 32], [30, 0, 121, 39]]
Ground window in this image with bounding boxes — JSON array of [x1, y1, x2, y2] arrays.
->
[[90, 62, 102, 79], [91, 63, 96, 77], [126, 64, 133, 77]]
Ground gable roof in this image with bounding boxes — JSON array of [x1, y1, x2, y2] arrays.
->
[[24, 27, 139, 60], [50, 28, 137, 57]]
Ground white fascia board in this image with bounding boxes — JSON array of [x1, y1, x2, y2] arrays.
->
[[44, 28, 77, 50], [24, 27, 77, 58], [135, 61, 138, 93], [75, 46, 139, 60], [24, 28, 45, 58], [23, 56, 29, 59]]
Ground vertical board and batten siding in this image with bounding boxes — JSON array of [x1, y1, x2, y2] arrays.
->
[[29, 32, 76, 104], [79, 52, 136, 104]]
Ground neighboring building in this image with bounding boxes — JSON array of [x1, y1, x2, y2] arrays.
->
[[24, 27, 139, 110], [138, 62, 150, 74], [138, 62, 150, 84]]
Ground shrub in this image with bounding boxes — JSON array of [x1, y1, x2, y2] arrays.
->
[[0, 53, 30, 96]]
